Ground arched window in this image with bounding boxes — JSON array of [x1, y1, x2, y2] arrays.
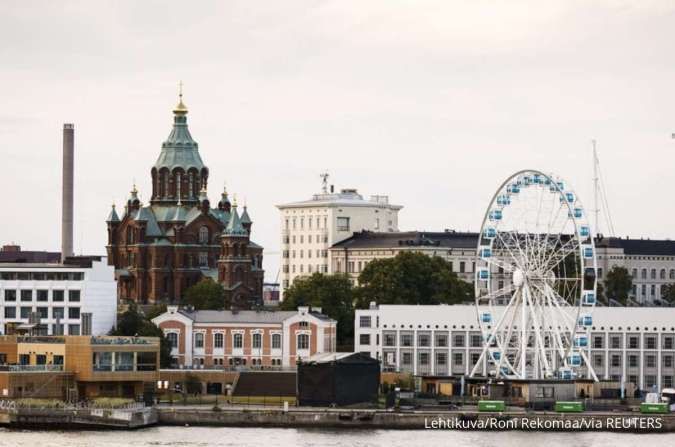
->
[[166, 332, 178, 349], [252, 333, 262, 349], [641, 269, 647, 279], [671, 269, 675, 280], [651, 269, 656, 279], [199, 226, 209, 244], [297, 333, 309, 350], [214, 333, 224, 349], [660, 269, 666, 280], [194, 332, 204, 349]]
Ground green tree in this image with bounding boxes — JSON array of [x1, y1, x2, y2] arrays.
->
[[184, 278, 228, 310], [603, 266, 633, 305], [661, 284, 675, 304], [109, 304, 172, 368], [355, 251, 473, 307], [280, 273, 355, 348]]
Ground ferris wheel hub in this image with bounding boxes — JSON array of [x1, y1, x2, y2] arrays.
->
[[512, 269, 525, 287]]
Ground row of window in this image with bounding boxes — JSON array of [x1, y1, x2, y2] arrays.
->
[[282, 250, 329, 259], [168, 332, 311, 351], [283, 235, 329, 245], [593, 354, 675, 368], [0, 272, 84, 281], [285, 216, 329, 231], [2, 290, 80, 302], [4, 306, 80, 320], [631, 268, 675, 280], [283, 264, 329, 274], [189, 357, 282, 367]]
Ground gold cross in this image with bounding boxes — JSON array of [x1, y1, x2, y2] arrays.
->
[[179, 81, 183, 100]]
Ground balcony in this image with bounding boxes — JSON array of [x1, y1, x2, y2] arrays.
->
[[1, 364, 64, 372]]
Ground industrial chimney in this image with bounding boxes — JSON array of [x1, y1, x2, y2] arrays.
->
[[61, 123, 74, 261]]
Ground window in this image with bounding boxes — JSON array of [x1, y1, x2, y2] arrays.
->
[[453, 353, 464, 365], [402, 352, 412, 365], [233, 333, 243, 349], [199, 226, 209, 244], [272, 333, 281, 349], [594, 355, 603, 368], [36, 290, 48, 302], [297, 333, 309, 350], [645, 375, 656, 388], [384, 333, 396, 347], [419, 352, 429, 365], [360, 334, 371, 345], [167, 332, 178, 349], [646, 355, 656, 368], [628, 355, 638, 368], [37, 307, 48, 319], [471, 353, 480, 365], [214, 333, 223, 349], [20, 290, 32, 301], [632, 268, 637, 278], [470, 335, 482, 347], [252, 333, 262, 349], [664, 376, 674, 389], [198, 252, 208, 267], [68, 307, 80, 319], [52, 290, 64, 302], [68, 324, 80, 335], [628, 375, 638, 385], [664, 337, 674, 350], [359, 316, 372, 328], [337, 217, 350, 232], [611, 355, 621, 367], [194, 332, 204, 348], [436, 352, 447, 366], [646, 337, 656, 349], [651, 269, 656, 279], [69, 290, 80, 302], [661, 269, 666, 280], [459, 262, 465, 273], [4, 307, 16, 319], [629, 336, 639, 349], [400, 334, 413, 347], [593, 336, 603, 349], [20, 307, 31, 319], [536, 387, 555, 398], [454, 334, 465, 347], [418, 334, 430, 347], [611, 336, 621, 349], [4, 290, 16, 302], [435, 334, 448, 347], [664, 355, 673, 368], [641, 269, 647, 279]]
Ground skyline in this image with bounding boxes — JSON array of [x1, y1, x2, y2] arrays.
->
[[2, 1, 675, 282]]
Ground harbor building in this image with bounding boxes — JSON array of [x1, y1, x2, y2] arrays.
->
[[277, 178, 402, 293], [355, 304, 675, 392], [152, 305, 336, 368], [0, 253, 116, 336], [0, 335, 159, 399], [106, 92, 264, 307]]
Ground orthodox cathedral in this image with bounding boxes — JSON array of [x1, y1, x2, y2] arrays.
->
[[106, 91, 264, 307]]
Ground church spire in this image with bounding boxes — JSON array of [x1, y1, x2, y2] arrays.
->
[[173, 81, 188, 115]]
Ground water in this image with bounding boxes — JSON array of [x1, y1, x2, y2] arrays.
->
[[0, 427, 673, 447]]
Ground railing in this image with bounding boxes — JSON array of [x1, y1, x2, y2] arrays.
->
[[17, 336, 65, 344], [163, 365, 297, 372], [1, 364, 64, 372]]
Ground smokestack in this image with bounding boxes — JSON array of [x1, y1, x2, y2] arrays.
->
[[61, 123, 74, 261]]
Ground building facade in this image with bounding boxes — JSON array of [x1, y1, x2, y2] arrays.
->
[[595, 236, 675, 304], [355, 304, 675, 391], [106, 93, 264, 307], [0, 256, 116, 336], [152, 306, 336, 368], [277, 184, 402, 293], [0, 335, 159, 399]]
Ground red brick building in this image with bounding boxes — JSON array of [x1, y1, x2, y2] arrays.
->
[[152, 306, 337, 368], [106, 93, 264, 306]]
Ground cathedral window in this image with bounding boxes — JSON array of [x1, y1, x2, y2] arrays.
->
[[199, 226, 209, 244]]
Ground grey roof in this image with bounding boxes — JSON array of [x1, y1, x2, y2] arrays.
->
[[154, 111, 206, 172], [106, 205, 120, 223], [240, 206, 251, 224], [224, 206, 248, 236], [595, 236, 675, 256], [331, 230, 478, 250], [277, 190, 403, 210], [183, 309, 298, 324]]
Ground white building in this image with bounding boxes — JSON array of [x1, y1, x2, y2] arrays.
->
[[277, 184, 402, 293], [595, 236, 675, 304], [355, 303, 675, 391], [0, 257, 117, 336]]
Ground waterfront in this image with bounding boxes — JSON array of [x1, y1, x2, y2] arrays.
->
[[0, 427, 674, 447]]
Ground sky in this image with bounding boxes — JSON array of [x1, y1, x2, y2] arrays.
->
[[1, 0, 674, 281]]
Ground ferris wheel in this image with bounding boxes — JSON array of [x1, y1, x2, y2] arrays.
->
[[469, 170, 599, 381]]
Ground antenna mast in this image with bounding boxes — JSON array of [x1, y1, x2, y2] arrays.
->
[[320, 171, 329, 194]]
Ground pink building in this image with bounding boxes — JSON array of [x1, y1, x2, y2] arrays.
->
[[152, 306, 336, 368]]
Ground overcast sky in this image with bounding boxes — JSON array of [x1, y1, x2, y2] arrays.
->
[[1, 0, 674, 281]]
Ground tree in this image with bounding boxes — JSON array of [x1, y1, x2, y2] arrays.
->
[[661, 284, 675, 304], [355, 251, 473, 308], [184, 278, 228, 310], [603, 266, 633, 305], [280, 273, 355, 349], [109, 304, 172, 368]]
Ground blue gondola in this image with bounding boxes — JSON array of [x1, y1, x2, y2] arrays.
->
[[533, 174, 542, 184], [543, 177, 552, 186], [480, 312, 492, 323], [480, 247, 492, 259], [574, 335, 588, 347], [478, 269, 490, 281], [568, 208, 583, 218], [557, 181, 564, 190], [489, 210, 502, 221], [484, 227, 497, 238], [492, 351, 501, 360], [578, 315, 593, 326], [583, 246, 593, 258], [499, 366, 510, 376], [523, 175, 532, 185], [497, 195, 511, 206], [569, 353, 582, 366], [509, 184, 520, 194], [559, 368, 574, 380], [583, 291, 596, 305], [566, 192, 575, 203], [579, 226, 590, 237]]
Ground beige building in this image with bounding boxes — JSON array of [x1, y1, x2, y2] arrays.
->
[[276, 183, 402, 293]]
